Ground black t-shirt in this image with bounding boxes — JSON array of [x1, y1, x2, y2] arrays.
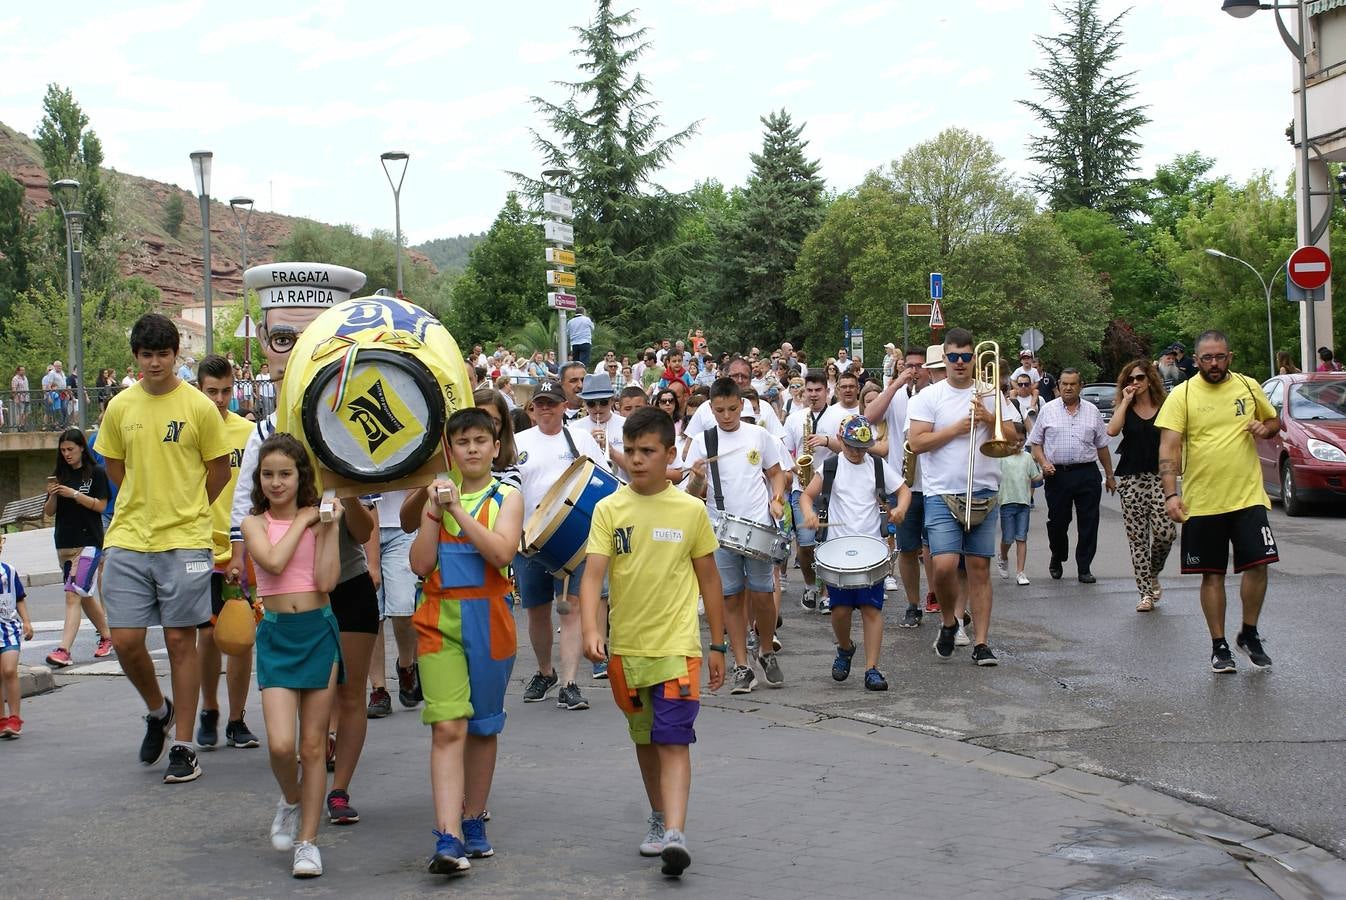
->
[[53, 465, 110, 550], [1115, 405, 1161, 478], [1037, 373, 1057, 403]]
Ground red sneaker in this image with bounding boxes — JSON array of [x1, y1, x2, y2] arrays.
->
[[45, 647, 72, 667], [0, 716, 17, 739], [923, 593, 940, 615], [94, 636, 114, 658], [7, 716, 21, 738]]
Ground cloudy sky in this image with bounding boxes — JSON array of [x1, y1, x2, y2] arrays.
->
[[0, 1, 1295, 244]]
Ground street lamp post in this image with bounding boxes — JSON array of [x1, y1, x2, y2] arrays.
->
[[190, 151, 214, 355], [1205, 248, 1284, 378], [380, 151, 409, 297], [1220, 0, 1331, 370], [542, 167, 572, 365], [52, 179, 87, 430], [230, 196, 256, 372]]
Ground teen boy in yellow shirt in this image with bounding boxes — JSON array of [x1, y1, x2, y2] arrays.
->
[[580, 406, 726, 879]]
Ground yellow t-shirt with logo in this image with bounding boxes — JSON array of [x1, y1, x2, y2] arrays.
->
[[585, 484, 719, 658], [212, 411, 257, 566], [1154, 373, 1275, 517], [97, 381, 232, 553]]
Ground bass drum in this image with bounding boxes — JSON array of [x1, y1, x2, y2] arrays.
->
[[300, 349, 446, 483]]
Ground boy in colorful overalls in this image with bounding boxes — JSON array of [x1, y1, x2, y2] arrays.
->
[[409, 408, 524, 876]]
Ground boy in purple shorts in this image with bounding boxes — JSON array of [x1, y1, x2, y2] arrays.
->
[[580, 407, 726, 878], [800, 415, 909, 691]]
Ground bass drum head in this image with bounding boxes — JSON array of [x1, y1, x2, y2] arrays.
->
[[814, 535, 889, 571], [301, 349, 446, 483]]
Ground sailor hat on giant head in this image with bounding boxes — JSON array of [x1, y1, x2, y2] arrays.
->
[[245, 263, 368, 311]]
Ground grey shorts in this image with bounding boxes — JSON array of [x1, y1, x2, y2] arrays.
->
[[102, 547, 213, 629]]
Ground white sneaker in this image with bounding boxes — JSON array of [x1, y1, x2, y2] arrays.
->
[[954, 624, 971, 647], [292, 841, 323, 878], [1016, 571, 1030, 586], [883, 575, 899, 592], [270, 799, 300, 851], [996, 558, 1009, 578]]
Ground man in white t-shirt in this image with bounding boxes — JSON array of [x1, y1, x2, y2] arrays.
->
[[783, 373, 831, 611], [514, 380, 610, 711], [678, 378, 786, 694], [908, 328, 1021, 668], [866, 346, 933, 626], [799, 415, 909, 691]]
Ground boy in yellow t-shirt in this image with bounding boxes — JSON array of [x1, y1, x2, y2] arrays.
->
[[580, 407, 725, 880], [95, 314, 232, 784]]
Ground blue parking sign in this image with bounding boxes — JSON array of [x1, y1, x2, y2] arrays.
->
[[930, 273, 943, 301]]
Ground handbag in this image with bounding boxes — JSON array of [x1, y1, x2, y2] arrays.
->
[[941, 493, 997, 531]]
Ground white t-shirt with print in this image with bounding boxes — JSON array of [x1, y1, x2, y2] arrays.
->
[[823, 454, 903, 541], [680, 423, 782, 526], [514, 425, 609, 515], [907, 380, 1019, 495]]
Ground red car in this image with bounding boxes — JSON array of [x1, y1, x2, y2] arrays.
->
[[1257, 373, 1346, 516]]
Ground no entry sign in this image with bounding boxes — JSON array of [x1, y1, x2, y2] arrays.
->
[[1287, 245, 1332, 291]]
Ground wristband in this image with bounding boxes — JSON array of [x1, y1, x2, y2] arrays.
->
[[708, 643, 728, 653], [425, 510, 442, 523], [1165, 493, 1179, 501]]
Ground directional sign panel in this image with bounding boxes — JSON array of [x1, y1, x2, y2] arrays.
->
[[543, 193, 574, 219], [930, 272, 943, 301], [543, 221, 574, 244], [1288, 245, 1331, 291], [545, 247, 576, 266], [547, 270, 577, 288], [547, 292, 577, 310], [906, 303, 932, 317]]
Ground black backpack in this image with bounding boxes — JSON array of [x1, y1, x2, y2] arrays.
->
[[817, 454, 890, 534]]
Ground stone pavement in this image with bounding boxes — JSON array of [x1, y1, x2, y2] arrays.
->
[[6, 648, 1343, 899]]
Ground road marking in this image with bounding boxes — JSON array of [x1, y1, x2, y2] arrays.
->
[[31, 620, 94, 632]]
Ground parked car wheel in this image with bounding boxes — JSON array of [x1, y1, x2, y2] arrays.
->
[[1281, 457, 1306, 517]]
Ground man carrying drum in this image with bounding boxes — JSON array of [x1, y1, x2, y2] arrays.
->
[[513, 380, 610, 711], [677, 376, 786, 694], [799, 415, 908, 691]]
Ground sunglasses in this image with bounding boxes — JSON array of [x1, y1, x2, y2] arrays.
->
[[658, 397, 677, 405], [945, 352, 974, 364], [1128, 374, 1147, 382], [584, 398, 611, 407], [1016, 381, 1031, 387]]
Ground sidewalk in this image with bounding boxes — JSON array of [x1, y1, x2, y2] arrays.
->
[[1, 525, 62, 587], [5, 655, 1342, 898]]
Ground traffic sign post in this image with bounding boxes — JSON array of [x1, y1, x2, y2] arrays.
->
[[929, 298, 944, 330], [1287, 245, 1331, 296], [542, 188, 577, 363]]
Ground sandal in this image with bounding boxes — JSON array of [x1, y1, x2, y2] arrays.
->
[[1136, 597, 1154, 612]]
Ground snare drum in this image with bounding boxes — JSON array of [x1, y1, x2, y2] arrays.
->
[[522, 457, 621, 575], [812, 535, 891, 589], [713, 513, 790, 564]]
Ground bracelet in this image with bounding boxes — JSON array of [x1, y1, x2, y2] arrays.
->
[[425, 510, 442, 523], [708, 642, 728, 653], [1165, 493, 1179, 501]]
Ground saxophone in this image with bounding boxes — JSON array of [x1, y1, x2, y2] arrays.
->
[[902, 441, 918, 488], [796, 412, 815, 488]]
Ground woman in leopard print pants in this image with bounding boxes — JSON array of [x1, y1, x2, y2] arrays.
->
[[1106, 360, 1175, 611]]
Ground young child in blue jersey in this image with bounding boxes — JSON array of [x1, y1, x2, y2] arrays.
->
[[0, 534, 34, 738]]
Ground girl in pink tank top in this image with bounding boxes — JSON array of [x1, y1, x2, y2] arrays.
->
[[241, 433, 343, 878]]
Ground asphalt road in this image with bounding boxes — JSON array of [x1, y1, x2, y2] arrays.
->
[[18, 479, 1346, 860]]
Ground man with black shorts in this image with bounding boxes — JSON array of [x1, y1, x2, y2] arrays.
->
[[96, 315, 232, 783], [1157, 330, 1280, 673]]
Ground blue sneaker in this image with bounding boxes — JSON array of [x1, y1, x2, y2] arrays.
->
[[864, 667, 889, 691], [592, 659, 609, 680], [428, 830, 471, 875], [461, 814, 493, 858], [832, 643, 856, 682]]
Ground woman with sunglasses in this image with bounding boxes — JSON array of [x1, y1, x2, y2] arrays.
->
[[1107, 360, 1174, 612], [652, 388, 683, 435]]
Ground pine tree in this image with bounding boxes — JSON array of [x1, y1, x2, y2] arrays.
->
[[162, 192, 185, 239], [1020, 0, 1149, 218], [715, 110, 826, 349], [519, 0, 698, 335]]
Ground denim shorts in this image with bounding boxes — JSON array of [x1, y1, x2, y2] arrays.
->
[[714, 546, 775, 595], [895, 491, 926, 553], [1000, 502, 1030, 544], [789, 490, 817, 548], [377, 527, 418, 618], [924, 491, 998, 559], [514, 552, 590, 610]]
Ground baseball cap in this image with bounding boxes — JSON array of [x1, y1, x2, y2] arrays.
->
[[1019, 349, 1033, 358], [883, 342, 896, 350], [839, 415, 876, 449], [532, 380, 567, 404]]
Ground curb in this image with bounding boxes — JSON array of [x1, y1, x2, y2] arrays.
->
[[18, 664, 56, 698], [707, 695, 1346, 899], [24, 570, 64, 589]]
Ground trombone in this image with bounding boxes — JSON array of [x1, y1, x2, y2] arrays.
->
[[963, 340, 1017, 528]]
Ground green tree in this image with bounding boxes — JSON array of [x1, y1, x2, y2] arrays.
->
[[880, 127, 1032, 257], [275, 220, 440, 309], [785, 178, 941, 362], [0, 276, 157, 378], [1021, 1, 1149, 217], [162, 192, 185, 239], [0, 171, 36, 326], [1141, 151, 1225, 235], [713, 110, 826, 349], [35, 84, 114, 253], [947, 214, 1110, 378], [504, 313, 627, 362], [519, 0, 698, 333], [446, 193, 546, 345]]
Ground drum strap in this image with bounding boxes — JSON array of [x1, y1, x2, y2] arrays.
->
[[819, 454, 887, 519], [560, 425, 581, 462], [705, 427, 726, 512]]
